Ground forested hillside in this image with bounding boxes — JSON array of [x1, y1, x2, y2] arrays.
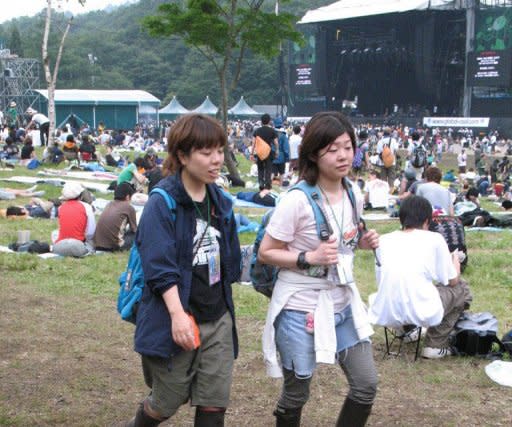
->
[[0, 0, 328, 107]]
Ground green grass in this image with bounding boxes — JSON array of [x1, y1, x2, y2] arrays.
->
[[1, 151, 512, 426]]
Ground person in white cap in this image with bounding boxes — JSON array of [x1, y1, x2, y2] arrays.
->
[[26, 108, 50, 147], [6, 101, 18, 127], [52, 182, 96, 257]]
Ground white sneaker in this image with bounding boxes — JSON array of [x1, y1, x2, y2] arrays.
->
[[403, 328, 421, 343], [421, 346, 453, 359]]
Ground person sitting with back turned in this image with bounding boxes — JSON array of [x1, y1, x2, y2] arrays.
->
[[93, 183, 137, 252], [52, 182, 96, 257], [369, 195, 471, 359], [417, 166, 454, 216]]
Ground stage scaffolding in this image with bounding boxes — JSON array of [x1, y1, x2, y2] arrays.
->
[[0, 49, 41, 119]]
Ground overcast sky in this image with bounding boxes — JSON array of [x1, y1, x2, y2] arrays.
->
[[0, 0, 134, 24]]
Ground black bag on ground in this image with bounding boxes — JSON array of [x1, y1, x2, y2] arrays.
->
[[452, 312, 505, 357], [8, 240, 51, 254], [502, 329, 512, 357]]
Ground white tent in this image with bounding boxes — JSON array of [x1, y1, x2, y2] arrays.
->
[[299, 0, 463, 24], [159, 96, 190, 118], [228, 96, 261, 117], [192, 96, 218, 115]]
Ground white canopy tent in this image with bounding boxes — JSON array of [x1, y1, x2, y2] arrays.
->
[[299, 0, 469, 24], [228, 96, 261, 117], [192, 96, 218, 115]]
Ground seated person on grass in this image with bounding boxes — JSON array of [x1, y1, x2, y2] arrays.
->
[[363, 169, 389, 209], [117, 157, 148, 191], [369, 195, 472, 359], [52, 182, 96, 257], [62, 134, 80, 162], [417, 166, 454, 216], [93, 183, 137, 252]]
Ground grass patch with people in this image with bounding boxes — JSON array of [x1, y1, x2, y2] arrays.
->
[[0, 151, 511, 426]]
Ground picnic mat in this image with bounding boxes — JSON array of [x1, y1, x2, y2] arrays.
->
[[1, 176, 111, 193], [361, 213, 398, 221], [38, 169, 118, 181]]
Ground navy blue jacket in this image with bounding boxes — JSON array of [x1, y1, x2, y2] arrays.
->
[[134, 172, 241, 359]]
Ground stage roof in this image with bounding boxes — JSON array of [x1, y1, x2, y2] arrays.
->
[[35, 89, 160, 105], [299, 0, 463, 24]]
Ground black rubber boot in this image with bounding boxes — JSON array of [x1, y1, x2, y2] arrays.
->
[[273, 406, 302, 427], [194, 408, 225, 427], [335, 397, 372, 427], [125, 402, 164, 427]]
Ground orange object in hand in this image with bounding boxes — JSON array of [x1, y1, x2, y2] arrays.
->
[[188, 313, 201, 349]]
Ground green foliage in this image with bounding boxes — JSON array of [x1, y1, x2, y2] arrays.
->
[[7, 24, 24, 57], [0, 0, 313, 107]]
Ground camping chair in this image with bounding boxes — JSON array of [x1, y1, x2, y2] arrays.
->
[[384, 325, 422, 361]]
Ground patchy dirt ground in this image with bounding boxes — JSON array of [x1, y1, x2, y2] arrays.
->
[[1, 276, 511, 427]]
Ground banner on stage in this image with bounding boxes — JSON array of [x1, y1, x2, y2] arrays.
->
[[423, 117, 490, 128]]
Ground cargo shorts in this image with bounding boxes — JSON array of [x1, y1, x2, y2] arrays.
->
[[141, 311, 234, 417]]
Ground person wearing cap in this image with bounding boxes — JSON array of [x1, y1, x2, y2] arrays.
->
[[52, 182, 96, 257], [6, 101, 19, 128], [93, 182, 137, 252], [26, 108, 50, 147]]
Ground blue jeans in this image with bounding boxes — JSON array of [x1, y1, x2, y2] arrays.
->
[[274, 305, 362, 378]]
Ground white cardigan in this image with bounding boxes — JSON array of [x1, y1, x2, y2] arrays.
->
[[262, 269, 374, 378]]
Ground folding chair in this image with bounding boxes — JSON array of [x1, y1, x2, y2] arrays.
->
[[384, 325, 422, 361]]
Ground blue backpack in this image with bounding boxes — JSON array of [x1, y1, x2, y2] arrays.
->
[[117, 188, 176, 323], [250, 179, 359, 298]]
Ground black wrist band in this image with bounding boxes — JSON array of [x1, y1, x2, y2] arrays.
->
[[296, 251, 311, 270]]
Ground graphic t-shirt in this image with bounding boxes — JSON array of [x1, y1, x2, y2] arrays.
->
[[188, 196, 227, 323]]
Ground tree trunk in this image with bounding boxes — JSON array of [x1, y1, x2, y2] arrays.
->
[[42, 0, 73, 146], [219, 70, 240, 180]]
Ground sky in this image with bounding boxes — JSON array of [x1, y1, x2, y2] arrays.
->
[[0, 0, 134, 24]]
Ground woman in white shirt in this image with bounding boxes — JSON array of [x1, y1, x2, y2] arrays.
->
[[259, 111, 379, 427]]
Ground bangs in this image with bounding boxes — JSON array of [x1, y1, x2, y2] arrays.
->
[[178, 114, 226, 151]]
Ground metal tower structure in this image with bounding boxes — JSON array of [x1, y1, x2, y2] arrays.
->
[[0, 49, 41, 119]]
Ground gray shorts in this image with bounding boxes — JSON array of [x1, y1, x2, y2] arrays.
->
[[141, 311, 234, 418]]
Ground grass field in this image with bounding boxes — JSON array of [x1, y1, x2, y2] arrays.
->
[[1, 150, 511, 426]]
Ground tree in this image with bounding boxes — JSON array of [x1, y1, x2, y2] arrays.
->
[[143, 0, 303, 178], [8, 25, 24, 57], [42, 0, 85, 144]]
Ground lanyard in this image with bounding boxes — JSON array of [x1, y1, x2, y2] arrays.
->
[[318, 185, 344, 245], [192, 192, 211, 240]]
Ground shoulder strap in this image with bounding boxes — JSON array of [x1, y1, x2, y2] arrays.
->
[[342, 177, 360, 226], [290, 181, 332, 241], [149, 188, 176, 220]]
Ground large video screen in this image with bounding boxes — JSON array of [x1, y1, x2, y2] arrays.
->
[[468, 8, 512, 87], [467, 48, 512, 87]]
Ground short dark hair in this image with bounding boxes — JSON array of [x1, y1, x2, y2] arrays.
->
[[298, 111, 356, 185], [6, 206, 26, 216], [425, 166, 442, 183], [261, 113, 271, 125], [134, 157, 147, 169], [293, 125, 301, 135], [411, 131, 420, 141], [358, 129, 368, 140], [399, 195, 432, 229], [66, 134, 75, 142], [114, 182, 136, 200], [162, 114, 226, 176], [466, 187, 479, 200]]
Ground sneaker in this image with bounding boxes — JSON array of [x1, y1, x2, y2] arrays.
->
[[421, 346, 453, 359], [403, 328, 421, 343]]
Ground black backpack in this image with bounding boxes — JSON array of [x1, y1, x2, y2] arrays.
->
[[452, 312, 505, 357], [411, 144, 427, 168]]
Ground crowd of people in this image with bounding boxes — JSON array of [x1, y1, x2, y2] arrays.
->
[[2, 108, 512, 426]]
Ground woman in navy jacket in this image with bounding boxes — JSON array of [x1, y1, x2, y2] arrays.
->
[[123, 114, 241, 427]]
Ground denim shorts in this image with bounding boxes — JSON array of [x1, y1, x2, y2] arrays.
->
[[274, 305, 363, 378]]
